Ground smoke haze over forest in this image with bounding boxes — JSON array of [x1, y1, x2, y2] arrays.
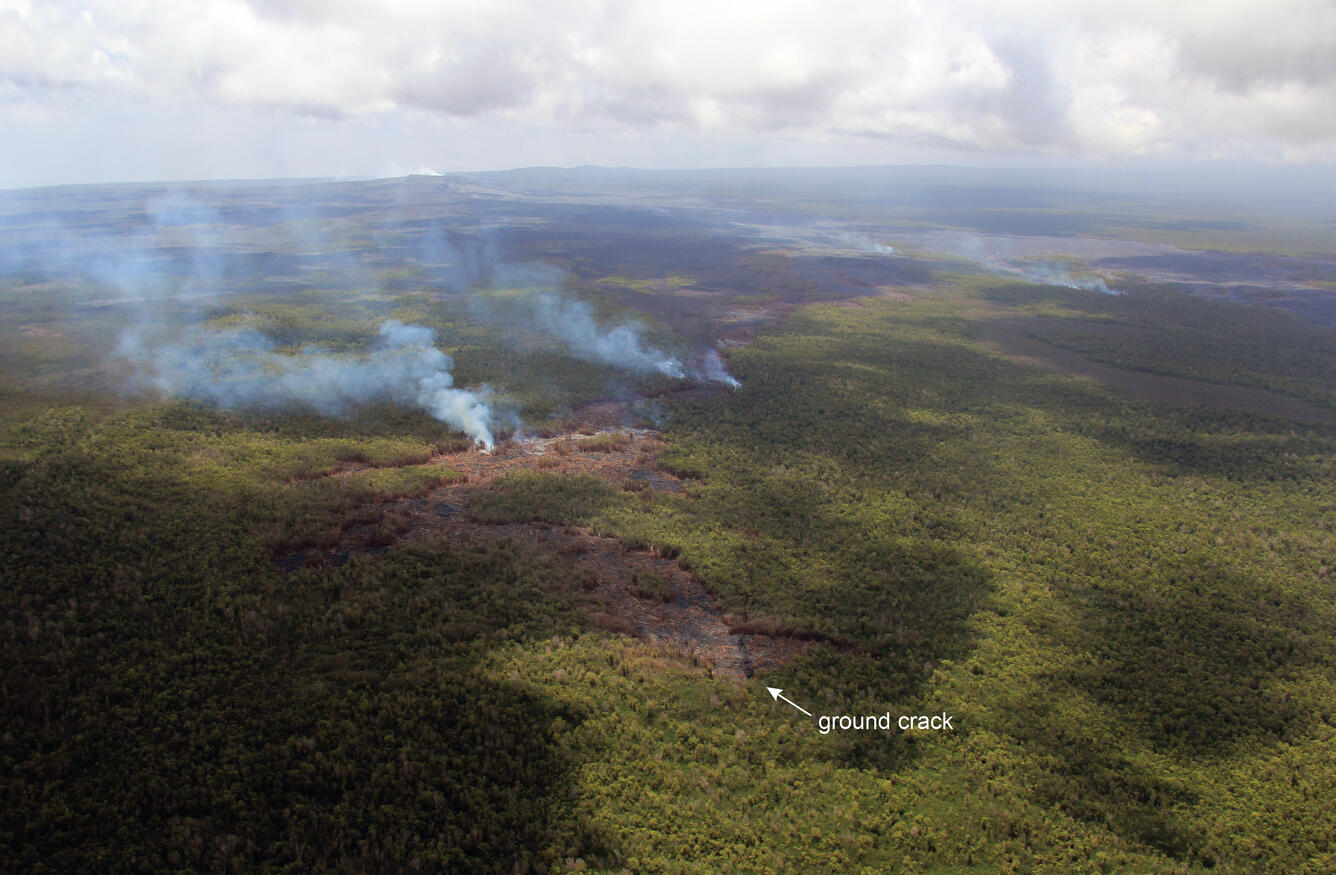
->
[[4, 3, 1336, 865]]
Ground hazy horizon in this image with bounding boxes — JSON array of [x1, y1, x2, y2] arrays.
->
[[7, 160, 1336, 212]]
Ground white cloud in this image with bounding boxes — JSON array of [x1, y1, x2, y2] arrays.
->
[[2, 0, 1335, 175]]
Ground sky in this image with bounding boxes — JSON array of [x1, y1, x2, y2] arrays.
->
[[3, 0, 1335, 188]]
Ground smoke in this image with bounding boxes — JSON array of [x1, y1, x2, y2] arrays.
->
[[697, 349, 741, 388], [141, 189, 226, 295], [934, 233, 1121, 294], [477, 291, 686, 378], [0, 185, 232, 314], [123, 319, 496, 448], [490, 288, 745, 387], [532, 294, 685, 377], [5, 182, 742, 439], [732, 221, 899, 258], [830, 232, 897, 256], [1013, 261, 1120, 295]]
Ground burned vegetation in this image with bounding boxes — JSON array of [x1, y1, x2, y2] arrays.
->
[[275, 420, 813, 679], [5, 171, 1336, 871]]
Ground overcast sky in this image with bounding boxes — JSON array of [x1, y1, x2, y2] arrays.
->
[[3, 0, 1335, 188]]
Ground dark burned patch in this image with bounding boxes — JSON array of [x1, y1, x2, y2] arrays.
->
[[1094, 251, 1336, 287], [452, 518, 811, 678], [274, 545, 388, 572], [274, 419, 809, 677], [624, 468, 683, 493]]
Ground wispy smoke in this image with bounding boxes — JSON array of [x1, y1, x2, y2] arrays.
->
[[832, 232, 897, 256], [1013, 261, 1120, 295], [6, 184, 740, 437], [530, 294, 685, 377], [934, 234, 1121, 295], [123, 319, 497, 448], [697, 349, 741, 388], [0, 186, 231, 311], [478, 291, 686, 378], [733, 221, 899, 257]]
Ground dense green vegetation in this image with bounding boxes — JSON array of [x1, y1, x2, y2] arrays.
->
[[461, 291, 1336, 869], [5, 273, 1336, 870], [470, 472, 632, 526], [0, 401, 610, 871], [984, 280, 1336, 409]]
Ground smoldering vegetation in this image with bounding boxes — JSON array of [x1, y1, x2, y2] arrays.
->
[[523, 293, 686, 378], [0, 177, 751, 441], [121, 319, 498, 448], [727, 217, 1123, 295], [7, 167, 1336, 873], [10, 166, 1336, 446], [696, 349, 740, 388], [877, 229, 1124, 294], [1010, 260, 1120, 294], [471, 287, 686, 379]]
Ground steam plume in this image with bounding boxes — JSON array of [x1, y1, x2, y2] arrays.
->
[[125, 320, 496, 448]]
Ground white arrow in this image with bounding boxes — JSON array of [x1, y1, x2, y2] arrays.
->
[[766, 687, 812, 717]]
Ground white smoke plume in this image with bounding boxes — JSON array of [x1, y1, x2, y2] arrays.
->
[[830, 232, 898, 256], [931, 234, 1122, 294], [1014, 261, 1120, 295], [697, 349, 741, 388], [500, 292, 686, 378], [126, 319, 496, 448]]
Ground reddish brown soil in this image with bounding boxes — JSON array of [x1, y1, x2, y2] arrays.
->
[[278, 424, 809, 678]]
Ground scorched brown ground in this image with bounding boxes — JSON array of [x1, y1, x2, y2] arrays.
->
[[277, 425, 809, 678]]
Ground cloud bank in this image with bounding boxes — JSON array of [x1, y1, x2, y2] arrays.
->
[[3, 0, 1335, 173]]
